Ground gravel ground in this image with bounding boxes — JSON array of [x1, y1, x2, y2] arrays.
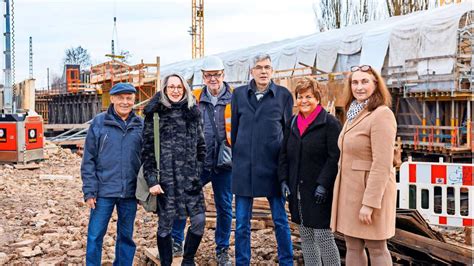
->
[[0, 145, 305, 265]]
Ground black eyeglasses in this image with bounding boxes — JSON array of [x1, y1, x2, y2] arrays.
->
[[351, 65, 372, 72], [203, 72, 223, 79]]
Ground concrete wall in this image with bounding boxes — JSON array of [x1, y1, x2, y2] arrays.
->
[[15, 79, 36, 112]]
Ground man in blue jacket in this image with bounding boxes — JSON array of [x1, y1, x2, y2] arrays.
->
[[171, 56, 233, 266], [81, 83, 143, 265], [231, 54, 294, 265]]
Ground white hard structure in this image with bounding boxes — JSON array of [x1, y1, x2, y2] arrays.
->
[[397, 159, 473, 227], [160, 1, 472, 87]]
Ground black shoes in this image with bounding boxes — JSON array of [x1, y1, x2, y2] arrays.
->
[[216, 247, 232, 266], [173, 240, 184, 257], [157, 234, 173, 266], [181, 232, 203, 266]]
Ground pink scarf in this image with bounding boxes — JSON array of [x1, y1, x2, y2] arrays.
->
[[297, 105, 322, 136]]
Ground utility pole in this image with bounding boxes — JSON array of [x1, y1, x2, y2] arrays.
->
[[189, 0, 204, 59], [47, 67, 50, 92], [29, 36, 33, 79], [3, 0, 13, 113]]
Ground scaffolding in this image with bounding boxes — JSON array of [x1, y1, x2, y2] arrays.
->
[[382, 11, 473, 160], [35, 57, 160, 125], [89, 57, 160, 112], [212, 12, 473, 162]]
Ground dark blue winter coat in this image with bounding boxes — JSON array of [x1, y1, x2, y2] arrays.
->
[[197, 82, 232, 171], [81, 105, 144, 200], [231, 80, 293, 197]]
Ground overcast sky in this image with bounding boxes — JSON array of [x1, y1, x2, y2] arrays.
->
[[0, 0, 317, 88]]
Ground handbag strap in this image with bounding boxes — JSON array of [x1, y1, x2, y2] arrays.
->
[[290, 115, 297, 129], [153, 112, 160, 182]]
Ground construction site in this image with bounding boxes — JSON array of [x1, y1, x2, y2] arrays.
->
[[0, 0, 473, 265]]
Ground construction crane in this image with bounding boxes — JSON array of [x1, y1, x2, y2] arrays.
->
[[189, 0, 204, 59], [105, 3, 124, 60]]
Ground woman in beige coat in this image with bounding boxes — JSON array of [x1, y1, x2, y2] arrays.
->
[[330, 65, 397, 265]]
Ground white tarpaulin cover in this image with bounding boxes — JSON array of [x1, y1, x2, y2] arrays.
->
[[224, 57, 251, 82], [316, 40, 340, 73], [295, 44, 318, 67], [360, 30, 391, 72], [160, 1, 472, 84]]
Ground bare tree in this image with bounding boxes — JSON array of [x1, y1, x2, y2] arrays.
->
[[119, 50, 132, 64], [313, 0, 362, 31], [387, 0, 433, 16], [314, 0, 339, 31], [63, 46, 91, 70], [50, 73, 64, 91], [361, 0, 369, 23], [314, 0, 435, 31]]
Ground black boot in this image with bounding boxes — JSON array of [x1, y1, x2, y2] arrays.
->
[[157, 234, 173, 266], [181, 231, 203, 266]]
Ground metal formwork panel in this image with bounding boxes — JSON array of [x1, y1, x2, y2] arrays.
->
[[47, 93, 101, 124]]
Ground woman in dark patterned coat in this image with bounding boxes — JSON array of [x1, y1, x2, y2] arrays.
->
[[142, 73, 206, 266]]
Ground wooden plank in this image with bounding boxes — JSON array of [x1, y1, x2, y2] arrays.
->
[[205, 217, 266, 230], [44, 124, 89, 131], [14, 163, 41, 170], [39, 174, 74, 180], [144, 247, 183, 266], [392, 229, 472, 265], [465, 226, 472, 246], [396, 209, 445, 241], [54, 139, 85, 146]]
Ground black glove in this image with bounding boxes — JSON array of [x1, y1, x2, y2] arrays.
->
[[281, 181, 291, 200], [314, 185, 327, 204]]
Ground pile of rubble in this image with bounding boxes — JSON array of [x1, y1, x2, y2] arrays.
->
[[0, 142, 470, 265], [0, 143, 301, 265]]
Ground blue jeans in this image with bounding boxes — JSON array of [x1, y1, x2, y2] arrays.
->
[[235, 195, 293, 266], [172, 169, 233, 251], [86, 197, 137, 266]]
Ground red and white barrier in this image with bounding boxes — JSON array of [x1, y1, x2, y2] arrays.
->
[[398, 159, 473, 227]]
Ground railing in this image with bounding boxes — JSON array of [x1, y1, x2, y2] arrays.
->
[[36, 83, 101, 96], [397, 124, 471, 151]]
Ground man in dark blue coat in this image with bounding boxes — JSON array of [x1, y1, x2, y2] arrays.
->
[[81, 83, 143, 265], [231, 54, 294, 265]]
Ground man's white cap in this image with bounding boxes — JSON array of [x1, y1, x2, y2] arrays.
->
[[201, 55, 225, 71]]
